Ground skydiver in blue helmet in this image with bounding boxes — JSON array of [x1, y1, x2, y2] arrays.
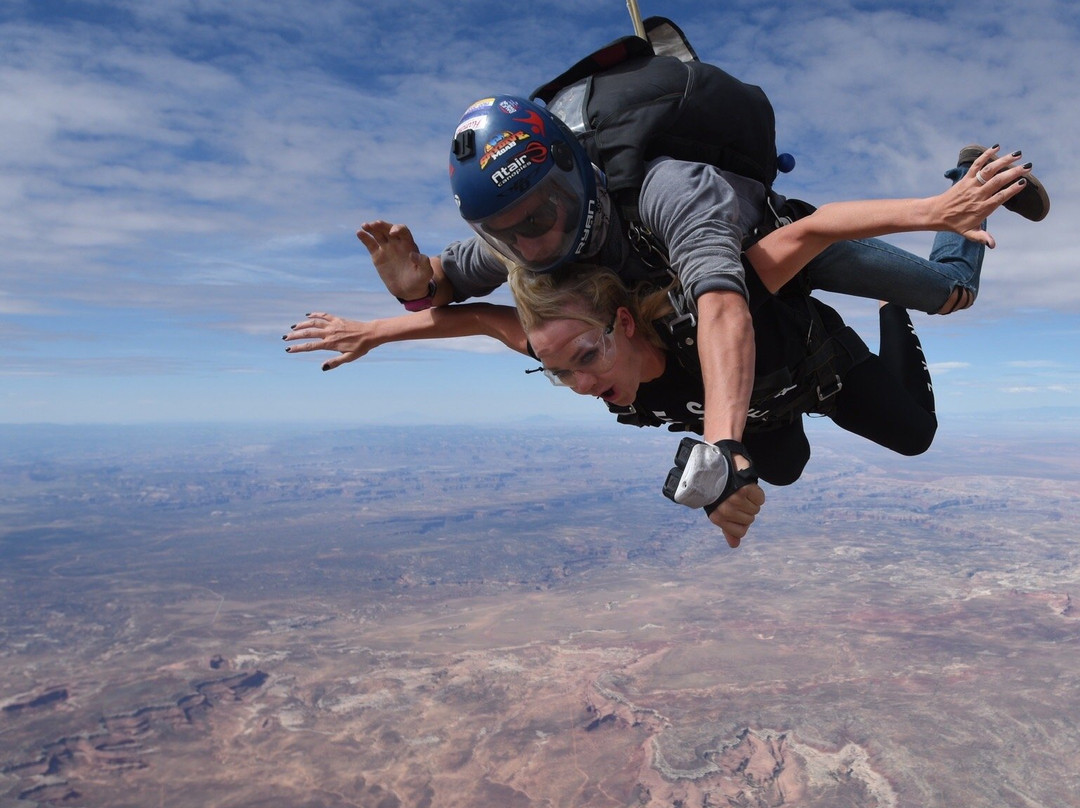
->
[[347, 95, 1048, 545]]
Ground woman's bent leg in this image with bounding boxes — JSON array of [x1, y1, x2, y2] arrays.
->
[[830, 307, 937, 456], [877, 303, 936, 417], [801, 165, 985, 314]]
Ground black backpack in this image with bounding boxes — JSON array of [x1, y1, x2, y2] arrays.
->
[[531, 16, 780, 227]]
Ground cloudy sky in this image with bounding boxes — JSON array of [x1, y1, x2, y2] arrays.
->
[[2, 0, 1078, 425]]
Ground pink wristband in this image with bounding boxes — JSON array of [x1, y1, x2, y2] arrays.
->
[[398, 279, 438, 312]]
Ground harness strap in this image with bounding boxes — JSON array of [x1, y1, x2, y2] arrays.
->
[[614, 197, 865, 431], [747, 325, 871, 430], [608, 403, 665, 429]]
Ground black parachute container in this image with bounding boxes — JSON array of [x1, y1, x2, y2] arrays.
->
[[531, 16, 782, 225]]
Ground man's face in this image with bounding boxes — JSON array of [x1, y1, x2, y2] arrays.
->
[[483, 188, 571, 267]]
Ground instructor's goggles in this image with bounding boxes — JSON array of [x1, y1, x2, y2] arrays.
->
[[484, 193, 561, 241], [468, 171, 585, 273]]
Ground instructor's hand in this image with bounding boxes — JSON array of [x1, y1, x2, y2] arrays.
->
[[708, 483, 765, 548], [357, 220, 434, 301]]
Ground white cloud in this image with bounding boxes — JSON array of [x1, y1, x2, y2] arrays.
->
[[1007, 360, 1061, 368], [0, 290, 48, 316], [929, 361, 971, 374]]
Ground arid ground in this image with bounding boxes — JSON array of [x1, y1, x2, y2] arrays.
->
[[2, 422, 1078, 807]]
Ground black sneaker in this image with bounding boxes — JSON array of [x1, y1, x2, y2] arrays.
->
[[956, 144, 1050, 222]]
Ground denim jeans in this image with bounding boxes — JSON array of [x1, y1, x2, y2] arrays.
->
[[801, 166, 984, 314]]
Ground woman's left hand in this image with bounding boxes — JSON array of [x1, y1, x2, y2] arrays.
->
[[934, 147, 1030, 247], [283, 312, 375, 371]]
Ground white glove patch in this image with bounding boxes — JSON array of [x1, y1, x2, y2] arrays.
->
[[671, 441, 730, 509]]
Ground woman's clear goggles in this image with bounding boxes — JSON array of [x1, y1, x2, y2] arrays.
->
[[533, 321, 617, 387]]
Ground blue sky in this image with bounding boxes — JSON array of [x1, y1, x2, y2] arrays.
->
[[2, 0, 1079, 425]]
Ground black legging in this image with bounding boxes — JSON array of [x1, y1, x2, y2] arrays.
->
[[745, 304, 937, 486]]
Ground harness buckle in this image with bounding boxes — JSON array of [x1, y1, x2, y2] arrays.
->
[[628, 222, 673, 273], [666, 310, 696, 334], [665, 288, 697, 335], [767, 194, 794, 229], [816, 375, 843, 401]]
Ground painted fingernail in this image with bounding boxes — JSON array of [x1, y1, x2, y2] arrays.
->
[[1012, 150, 1022, 157], [992, 144, 1000, 150], [1018, 178, 1027, 186], [321, 365, 329, 372], [284, 346, 291, 352], [281, 334, 288, 340], [1022, 162, 1032, 169]]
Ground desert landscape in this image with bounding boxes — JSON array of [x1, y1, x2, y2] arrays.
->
[[2, 420, 1078, 807]]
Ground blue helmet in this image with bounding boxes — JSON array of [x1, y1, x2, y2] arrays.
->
[[449, 95, 600, 273]]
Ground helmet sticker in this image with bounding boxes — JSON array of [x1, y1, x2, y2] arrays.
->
[[512, 109, 546, 137], [490, 141, 548, 187], [498, 98, 520, 114], [479, 131, 531, 170], [455, 116, 486, 136], [574, 198, 597, 256], [464, 97, 496, 115]]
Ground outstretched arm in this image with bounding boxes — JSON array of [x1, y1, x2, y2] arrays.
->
[[284, 303, 528, 371], [749, 147, 1030, 293]]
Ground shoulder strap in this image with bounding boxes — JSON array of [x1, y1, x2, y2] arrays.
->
[[606, 402, 664, 429], [652, 300, 700, 376]]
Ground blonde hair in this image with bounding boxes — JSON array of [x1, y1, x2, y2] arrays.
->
[[508, 263, 676, 351]]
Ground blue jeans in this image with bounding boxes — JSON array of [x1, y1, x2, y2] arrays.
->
[[800, 166, 984, 314]]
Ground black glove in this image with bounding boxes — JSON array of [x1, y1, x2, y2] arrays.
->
[[662, 437, 758, 514]]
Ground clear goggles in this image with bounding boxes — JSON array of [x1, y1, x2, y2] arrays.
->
[[533, 321, 617, 387]]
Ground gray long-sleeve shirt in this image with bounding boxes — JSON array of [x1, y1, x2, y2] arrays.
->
[[439, 157, 767, 308]]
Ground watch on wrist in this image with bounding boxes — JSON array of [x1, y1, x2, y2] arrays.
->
[[397, 279, 438, 312]]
